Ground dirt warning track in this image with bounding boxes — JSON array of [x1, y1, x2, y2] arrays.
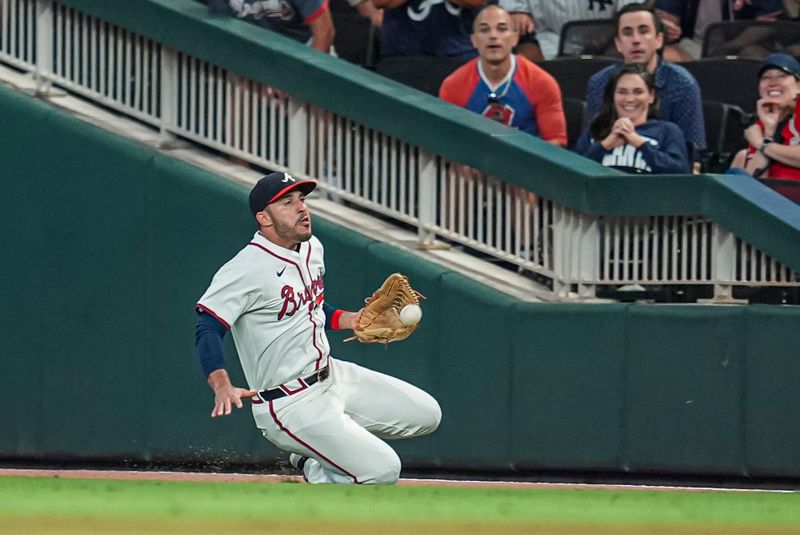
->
[[1, 468, 792, 493]]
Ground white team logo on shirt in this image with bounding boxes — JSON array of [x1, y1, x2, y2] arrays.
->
[[408, 0, 461, 21], [601, 137, 657, 173]]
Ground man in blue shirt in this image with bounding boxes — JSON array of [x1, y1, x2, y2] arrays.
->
[[372, 0, 485, 59], [584, 3, 706, 156]]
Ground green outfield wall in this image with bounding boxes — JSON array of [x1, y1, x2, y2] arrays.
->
[[1, 86, 799, 479]]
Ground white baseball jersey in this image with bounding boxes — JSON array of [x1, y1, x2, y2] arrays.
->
[[499, 0, 640, 59], [197, 229, 442, 484], [197, 231, 329, 390]]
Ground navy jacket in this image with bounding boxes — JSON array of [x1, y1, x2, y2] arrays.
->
[[575, 119, 691, 174]]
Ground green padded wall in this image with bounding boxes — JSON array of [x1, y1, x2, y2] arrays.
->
[[510, 304, 628, 470], [623, 307, 746, 473]]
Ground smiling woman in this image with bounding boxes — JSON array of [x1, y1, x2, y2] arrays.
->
[[728, 52, 800, 202], [574, 63, 690, 175]]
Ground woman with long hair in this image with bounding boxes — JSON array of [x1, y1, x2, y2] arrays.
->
[[575, 63, 690, 174]]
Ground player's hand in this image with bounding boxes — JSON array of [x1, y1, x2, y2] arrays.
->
[[211, 385, 258, 417], [207, 370, 257, 418]]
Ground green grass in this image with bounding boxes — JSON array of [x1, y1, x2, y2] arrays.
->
[[1, 476, 798, 534]]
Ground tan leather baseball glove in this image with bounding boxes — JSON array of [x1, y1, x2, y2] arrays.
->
[[345, 273, 425, 344]]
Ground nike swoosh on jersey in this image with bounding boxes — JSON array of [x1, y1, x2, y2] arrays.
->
[[277, 267, 286, 277]]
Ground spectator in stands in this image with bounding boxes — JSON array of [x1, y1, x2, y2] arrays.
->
[[585, 3, 706, 157], [209, 0, 335, 54], [498, 0, 643, 62], [576, 63, 690, 173], [785, 0, 800, 19], [439, 5, 567, 145], [348, 0, 383, 28], [372, 0, 484, 59], [729, 52, 800, 202], [655, 0, 784, 61]]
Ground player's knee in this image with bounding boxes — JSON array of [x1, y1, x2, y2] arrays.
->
[[358, 448, 401, 484], [370, 454, 401, 485], [430, 399, 442, 430], [416, 396, 442, 437]]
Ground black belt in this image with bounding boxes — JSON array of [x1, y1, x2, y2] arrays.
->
[[257, 366, 330, 402]]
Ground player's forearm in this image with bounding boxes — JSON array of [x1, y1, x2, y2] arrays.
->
[[207, 369, 233, 393], [196, 312, 228, 376], [322, 303, 358, 330], [336, 310, 360, 330]]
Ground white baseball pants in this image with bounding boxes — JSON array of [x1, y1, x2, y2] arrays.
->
[[254, 357, 441, 484]]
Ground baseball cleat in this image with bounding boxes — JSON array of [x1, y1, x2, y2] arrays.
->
[[289, 453, 308, 480]]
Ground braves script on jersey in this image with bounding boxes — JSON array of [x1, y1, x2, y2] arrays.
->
[[197, 232, 328, 391]]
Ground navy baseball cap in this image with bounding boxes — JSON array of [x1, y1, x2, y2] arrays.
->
[[758, 53, 800, 79], [249, 172, 317, 215]]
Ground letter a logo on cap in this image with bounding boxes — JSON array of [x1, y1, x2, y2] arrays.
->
[[282, 173, 294, 183]]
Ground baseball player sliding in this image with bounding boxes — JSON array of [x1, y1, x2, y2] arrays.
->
[[195, 172, 441, 484]]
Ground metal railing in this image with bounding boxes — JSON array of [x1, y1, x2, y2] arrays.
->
[[2, 0, 797, 301]]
